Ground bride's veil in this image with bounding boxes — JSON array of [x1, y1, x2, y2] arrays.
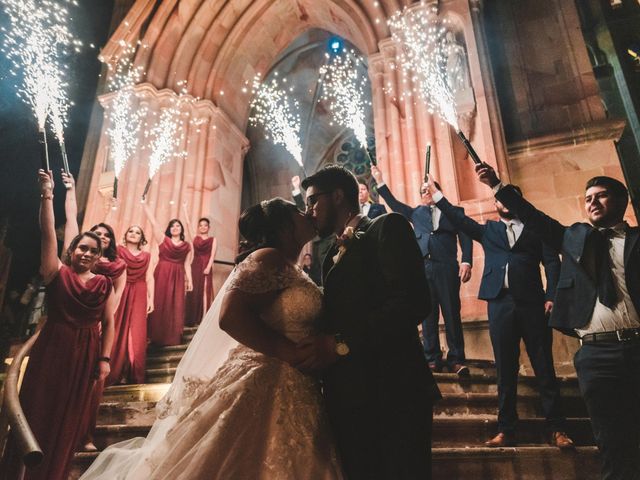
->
[[81, 272, 239, 479]]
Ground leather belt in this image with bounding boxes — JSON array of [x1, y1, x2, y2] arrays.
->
[[580, 328, 640, 344]]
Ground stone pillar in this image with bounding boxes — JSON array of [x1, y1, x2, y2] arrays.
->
[[83, 83, 249, 262]]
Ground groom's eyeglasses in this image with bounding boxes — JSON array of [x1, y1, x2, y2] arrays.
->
[[306, 191, 333, 209]]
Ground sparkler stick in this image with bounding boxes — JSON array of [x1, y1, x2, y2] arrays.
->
[[249, 74, 304, 174], [50, 105, 70, 174], [423, 144, 431, 183], [455, 130, 481, 165], [38, 127, 50, 172]]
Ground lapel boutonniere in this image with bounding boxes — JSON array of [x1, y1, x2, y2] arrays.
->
[[332, 226, 363, 265]]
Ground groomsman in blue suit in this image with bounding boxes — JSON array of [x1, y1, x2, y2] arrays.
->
[[371, 166, 473, 375], [358, 181, 387, 219], [424, 177, 573, 449], [474, 163, 639, 479]]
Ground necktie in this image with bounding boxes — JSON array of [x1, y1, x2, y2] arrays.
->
[[507, 223, 516, 248], [593, 229, 617, 309]]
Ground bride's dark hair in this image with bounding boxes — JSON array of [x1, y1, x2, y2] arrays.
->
[[235, 197, 300, 264]]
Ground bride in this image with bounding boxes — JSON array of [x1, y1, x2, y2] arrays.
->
[[81, 198, 343, 479]]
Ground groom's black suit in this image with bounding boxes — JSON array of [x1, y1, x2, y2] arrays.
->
[[321, 213, 441, 480]]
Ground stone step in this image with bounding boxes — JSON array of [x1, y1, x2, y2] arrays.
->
[[435, 372, 580, 397], [431, 417, 594, 448], [432, 446, 601, 480], [95, 390, 588, 427], [88, 417, 595, 451], [434, 392, 587, 419], [70, 446, 601, 480], [102, 383, 169, 403]]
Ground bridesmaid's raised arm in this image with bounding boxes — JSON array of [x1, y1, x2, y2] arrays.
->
[[184, 249, 193, 292], [143, 203, 165, 245], [38, 170, 62, 283], [181, 202, 195, 243], [61, 170, 79, 254]]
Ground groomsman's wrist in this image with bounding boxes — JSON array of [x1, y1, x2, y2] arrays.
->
[[492, 182, 505, 194], [432, 191, 444, 203], [292, 189, 301, 196]]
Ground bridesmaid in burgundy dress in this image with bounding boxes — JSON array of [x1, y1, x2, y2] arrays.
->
[[184, 215, 217, 326], [144, 203, 192, 346], [106, 225, 154, 386], [61, 173, 128, 452], [3, 170, 115, 480]]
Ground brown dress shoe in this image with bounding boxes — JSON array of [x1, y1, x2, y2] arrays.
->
[[485, 432, 516, 448], [551, 431, 575, 450]]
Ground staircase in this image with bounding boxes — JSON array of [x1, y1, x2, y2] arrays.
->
[[69, 327, 600, 479]]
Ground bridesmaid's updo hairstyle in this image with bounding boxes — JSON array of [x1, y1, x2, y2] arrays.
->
[[164, 219, 185, 241], [64, 232, 103, 266], [122, 225, 148, 247], [90, 223, 118, 261], [198, 217, 210, 225], [235, 197, 299, 264]]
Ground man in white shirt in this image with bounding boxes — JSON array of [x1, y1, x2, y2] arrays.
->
[[475, 164, 640, 480]]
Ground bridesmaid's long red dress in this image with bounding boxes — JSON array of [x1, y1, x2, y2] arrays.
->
[[9, 266, 111, 480], [149, 236, 190, 346], [185, 236, 215, 326], [106, 246, 150, 386], [80, 257, 126, 446]]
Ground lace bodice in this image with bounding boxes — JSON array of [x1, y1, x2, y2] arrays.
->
[[228, 254, 323, 342]]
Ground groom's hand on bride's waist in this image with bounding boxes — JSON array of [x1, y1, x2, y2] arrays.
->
[[294, 335, 339, 373]]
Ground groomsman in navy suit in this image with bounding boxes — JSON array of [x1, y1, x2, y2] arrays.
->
[[474, 163, 639, 479], [425, 177, 573, 449], [371, 166, 473, 375], [358, 181, 387, 219]]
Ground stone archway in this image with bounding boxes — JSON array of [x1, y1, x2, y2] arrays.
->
[[82, 0, 506, 320]]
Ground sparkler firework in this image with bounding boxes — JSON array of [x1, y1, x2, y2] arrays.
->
[[318, 49, 371, 150], [0, 0, 81, 170], [142, 99, 188, 200], [249, 74, 303, 170], [105, 53, 145, 197], [389, 5, 483, 165], [388, 6, 459, 130]]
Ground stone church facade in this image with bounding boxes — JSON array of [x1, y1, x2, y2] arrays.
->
[[77, 0, 635, 369]]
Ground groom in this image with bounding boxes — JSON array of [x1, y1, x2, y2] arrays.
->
[[298, 165, 441, 480]]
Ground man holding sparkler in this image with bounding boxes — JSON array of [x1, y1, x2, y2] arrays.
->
[[371, 165, 473, 376], [424, 176, 572, 450], [474, 162, 639, 479]]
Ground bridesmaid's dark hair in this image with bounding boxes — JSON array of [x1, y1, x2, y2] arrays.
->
[[164, 219, 185, 241], [235, 198, 299, 264], [198, 217, 210, 225], [90, 223, 118, 261], [64, 232, 103, 266], [122, 225, 148, 247]]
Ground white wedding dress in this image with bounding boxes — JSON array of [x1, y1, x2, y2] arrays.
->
[[81, 253, 343, 480]]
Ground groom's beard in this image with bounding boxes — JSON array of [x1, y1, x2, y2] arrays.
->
[[315, 204, 339, 238]]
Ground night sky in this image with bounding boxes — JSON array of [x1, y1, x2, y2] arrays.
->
[[0, 0, 115, 293]]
